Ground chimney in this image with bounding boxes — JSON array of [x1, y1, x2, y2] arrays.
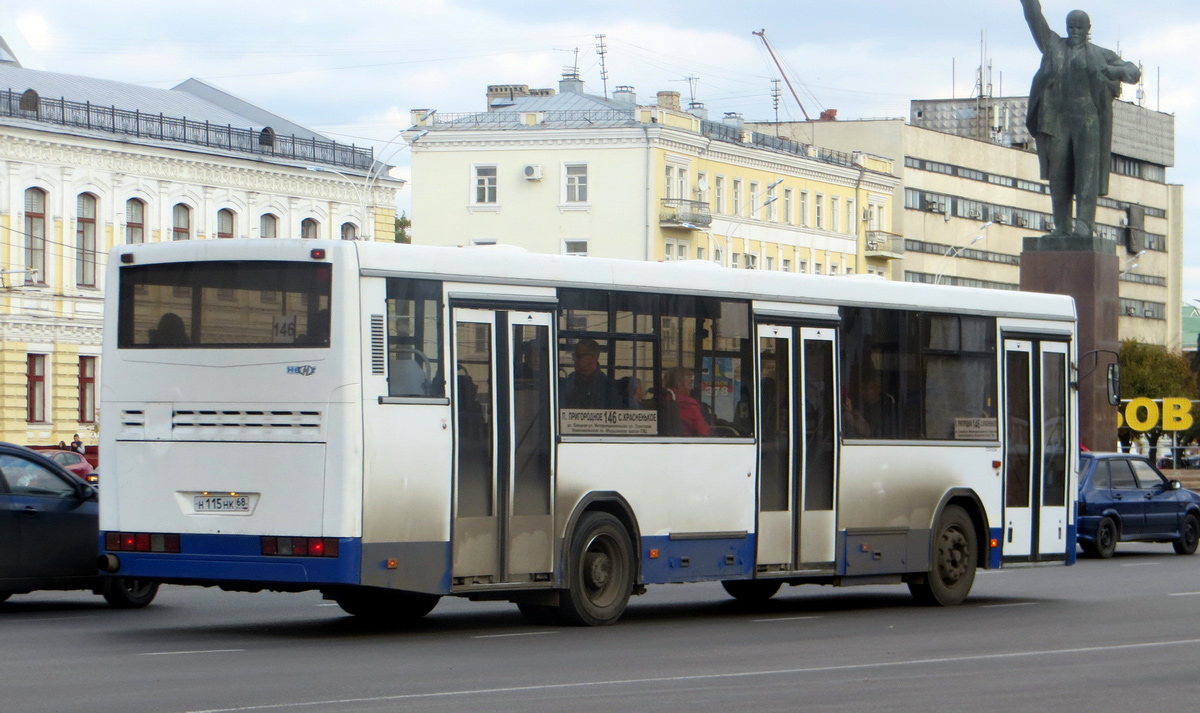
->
[[687, 101, 708, 120], [722, 112, 744, 130], [819, 109, 839, 121], [559, 72, 584, 94], [613, 85, 637, 106], [656, 91, 681, 111]]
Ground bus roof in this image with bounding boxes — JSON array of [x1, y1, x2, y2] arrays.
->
[[111, 239, 1077, 322]]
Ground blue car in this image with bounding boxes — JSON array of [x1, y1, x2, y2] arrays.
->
[[1077, 453, 1200, 558]]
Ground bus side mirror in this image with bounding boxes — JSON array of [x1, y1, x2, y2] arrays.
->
[[1107, 363, 1121, 406]]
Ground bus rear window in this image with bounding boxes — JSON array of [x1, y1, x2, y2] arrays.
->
[[118, 261, 331, 348]]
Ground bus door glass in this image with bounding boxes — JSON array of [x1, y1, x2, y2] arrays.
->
[[451, 308, 555, 586], [1002, 338, 1069, 560], [755, 324, 838, 571]]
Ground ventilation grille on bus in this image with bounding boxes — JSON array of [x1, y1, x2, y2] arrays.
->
[[172, 410, 322, 430], [370, 314, 386, 375], [121, 410, 146, 427]]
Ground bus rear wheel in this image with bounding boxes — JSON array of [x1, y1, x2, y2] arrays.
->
[[721, 579, 782, 603], [103, 578, 159, 609], [909, 505, 976, 607], [559, 512, 634, 626], [334, 588, 440, 623]]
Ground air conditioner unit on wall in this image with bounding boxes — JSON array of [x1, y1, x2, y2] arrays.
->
[[523, 165, 542, 181]]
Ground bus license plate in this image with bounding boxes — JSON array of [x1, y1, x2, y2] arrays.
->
[[194, 495, 250, 512]]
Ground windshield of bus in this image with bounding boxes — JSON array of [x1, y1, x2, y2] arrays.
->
[[117, 261, 331, 349]]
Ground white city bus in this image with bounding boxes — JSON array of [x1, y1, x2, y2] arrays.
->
[[99, 239, 1078, 625]]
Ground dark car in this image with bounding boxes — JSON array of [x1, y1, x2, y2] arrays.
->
[[1077, 452, 1200, 558], [0, 442, 157, 607]]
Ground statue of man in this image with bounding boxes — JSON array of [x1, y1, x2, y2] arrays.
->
[[1020, 0, 1140, 237]]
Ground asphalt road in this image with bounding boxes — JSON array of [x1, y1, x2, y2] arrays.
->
[[5, 543, 1200, 713]]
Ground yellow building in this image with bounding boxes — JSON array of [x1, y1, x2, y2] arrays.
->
[[405, 76, 899, 275], [0, 54, 402, 447]]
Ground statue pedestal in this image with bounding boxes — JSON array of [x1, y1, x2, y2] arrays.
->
[[1020, 236, 1119, 451]]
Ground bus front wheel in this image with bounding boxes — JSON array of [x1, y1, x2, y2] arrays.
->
[[559, 512, 634, 626], [909, 504, 976, 606]]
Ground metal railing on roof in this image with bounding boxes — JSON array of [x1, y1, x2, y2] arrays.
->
[[1, 89, 373, 170], [700, 120, 859, 169]]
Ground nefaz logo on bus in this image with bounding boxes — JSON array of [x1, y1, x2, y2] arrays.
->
[[287, 365, 317, 376]]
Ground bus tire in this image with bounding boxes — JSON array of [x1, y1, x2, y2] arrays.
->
[[909, 505, 976, 607], [721, 579, 782, 603], [103, 578, 159, 609], [334, 588, 440, 623], [559, 511, 634, 626]]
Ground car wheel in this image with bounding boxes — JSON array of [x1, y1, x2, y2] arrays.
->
[[103, 578, 159, 609], [1094, 517, 1118, 559], [1174, 514, 1200, 555], [909, 505, 976, 606], [558, 512, 635, 626], [721, 579, 782, 603]]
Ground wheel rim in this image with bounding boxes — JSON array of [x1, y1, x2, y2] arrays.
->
[[581, 533, 623, 609], [936, 524, 970, 587], [1185, 519, 1198, 548], [123, 579, 154, 597], [1099, 522, 1115, 550]]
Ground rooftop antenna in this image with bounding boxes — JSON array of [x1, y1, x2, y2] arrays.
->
[[669, 76, 700, 105], [595, 34, 609, 99], [1136, 61, 1146, 106], [771, 79, 781, 129]]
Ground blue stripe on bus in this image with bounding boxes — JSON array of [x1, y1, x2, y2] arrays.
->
[[989, 527, 1003, 569], [101, 533, 362, 585], [639, 534, 755, 584]]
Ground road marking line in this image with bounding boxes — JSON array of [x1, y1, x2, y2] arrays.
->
[[1169, 591, 1200, 597], [979, 602, 1036, 609], [3, 615, 99, 623], [141, 649, 246, 657], [753, 616, 821, 622], [471, 631, 558, 639], [176, 637, 1200, 713], [317, 603, 339, 607]]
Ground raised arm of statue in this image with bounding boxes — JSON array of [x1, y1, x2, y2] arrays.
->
[[1020, 0, 1054, 53], [1100, 48, 1141, 84]]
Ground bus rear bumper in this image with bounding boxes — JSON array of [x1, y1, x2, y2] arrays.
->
[[100, 532, 362, 587]]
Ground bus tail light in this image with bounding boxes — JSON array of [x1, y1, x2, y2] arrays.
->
[[260, 536, 339, 558], [104, 531, 181, 553]]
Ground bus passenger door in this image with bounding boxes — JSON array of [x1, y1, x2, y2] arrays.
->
[[1002, 338, 1070, 560], [755, 324, 838, 572], [451, 308, 555, 587]]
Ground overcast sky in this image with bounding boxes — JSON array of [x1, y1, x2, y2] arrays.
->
[[3, 1, 1197, 302]]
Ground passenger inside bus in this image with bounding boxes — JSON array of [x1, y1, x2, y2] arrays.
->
[[666, 367, 710, 436], [148, 312, 188, 346], [560, 338, 620, 409], [616, 376, 645, 409]]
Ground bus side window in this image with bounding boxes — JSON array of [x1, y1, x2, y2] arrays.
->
[[386, 278, 444, 397]]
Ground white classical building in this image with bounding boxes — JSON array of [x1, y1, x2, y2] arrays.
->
[[0, 50, 403, 446]]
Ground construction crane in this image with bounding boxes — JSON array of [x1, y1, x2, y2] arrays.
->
[[753, 29, 811, 121]]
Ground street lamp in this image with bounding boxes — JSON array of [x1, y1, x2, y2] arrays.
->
[[1120, 249, 1146, 275], [306, 166, 366, 239], [933, 220, 995, 285]]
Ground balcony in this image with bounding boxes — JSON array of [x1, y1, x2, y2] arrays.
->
[[660, 199, 712, 228], [865, 231, 905, 259]]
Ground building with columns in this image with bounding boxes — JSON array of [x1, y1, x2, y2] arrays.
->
[[404, 75, 899, 276], [0, 51, 403, 447]]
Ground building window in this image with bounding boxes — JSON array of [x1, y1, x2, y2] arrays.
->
[[27, 354, 45, 423], [696, 246, 706, 261], [76, 193, 97, 287], [750, 181, 760, 219], [341, 222, 358, 240], [663, 239, 689, 261], [714, 177, 725, 215], [782, 258, 791, 272], [731, 253, 740, 269], [744, 253, 758, 270], [217, 208, 235, 239], [565, 164, 588, 203], [79, 356, 96, 424], [25, 188, 46, 284], [563, 239, 588, 256], [696, 172, 708, 203], [664, 166, 674, 199], [831, 196, 840, 232], [815, 194, 824, 229], [126, 199, 145, 244], [783, 188, 793, 225], [847, 199, 857, 236], [799, 260, 808, 273], [800, 191, 809, 227], [766, 256, 774, 271], [474, 166, 497, 204], [172, 204, 191, 240], [767, 184, 778, 222], [815, 263, 823, 275], [301, 218, 319, 240], [261, 214, 278, 238]]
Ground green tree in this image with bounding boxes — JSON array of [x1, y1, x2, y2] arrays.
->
[[1118, 339, 1198, 461], [394, 212, 411, 243]]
